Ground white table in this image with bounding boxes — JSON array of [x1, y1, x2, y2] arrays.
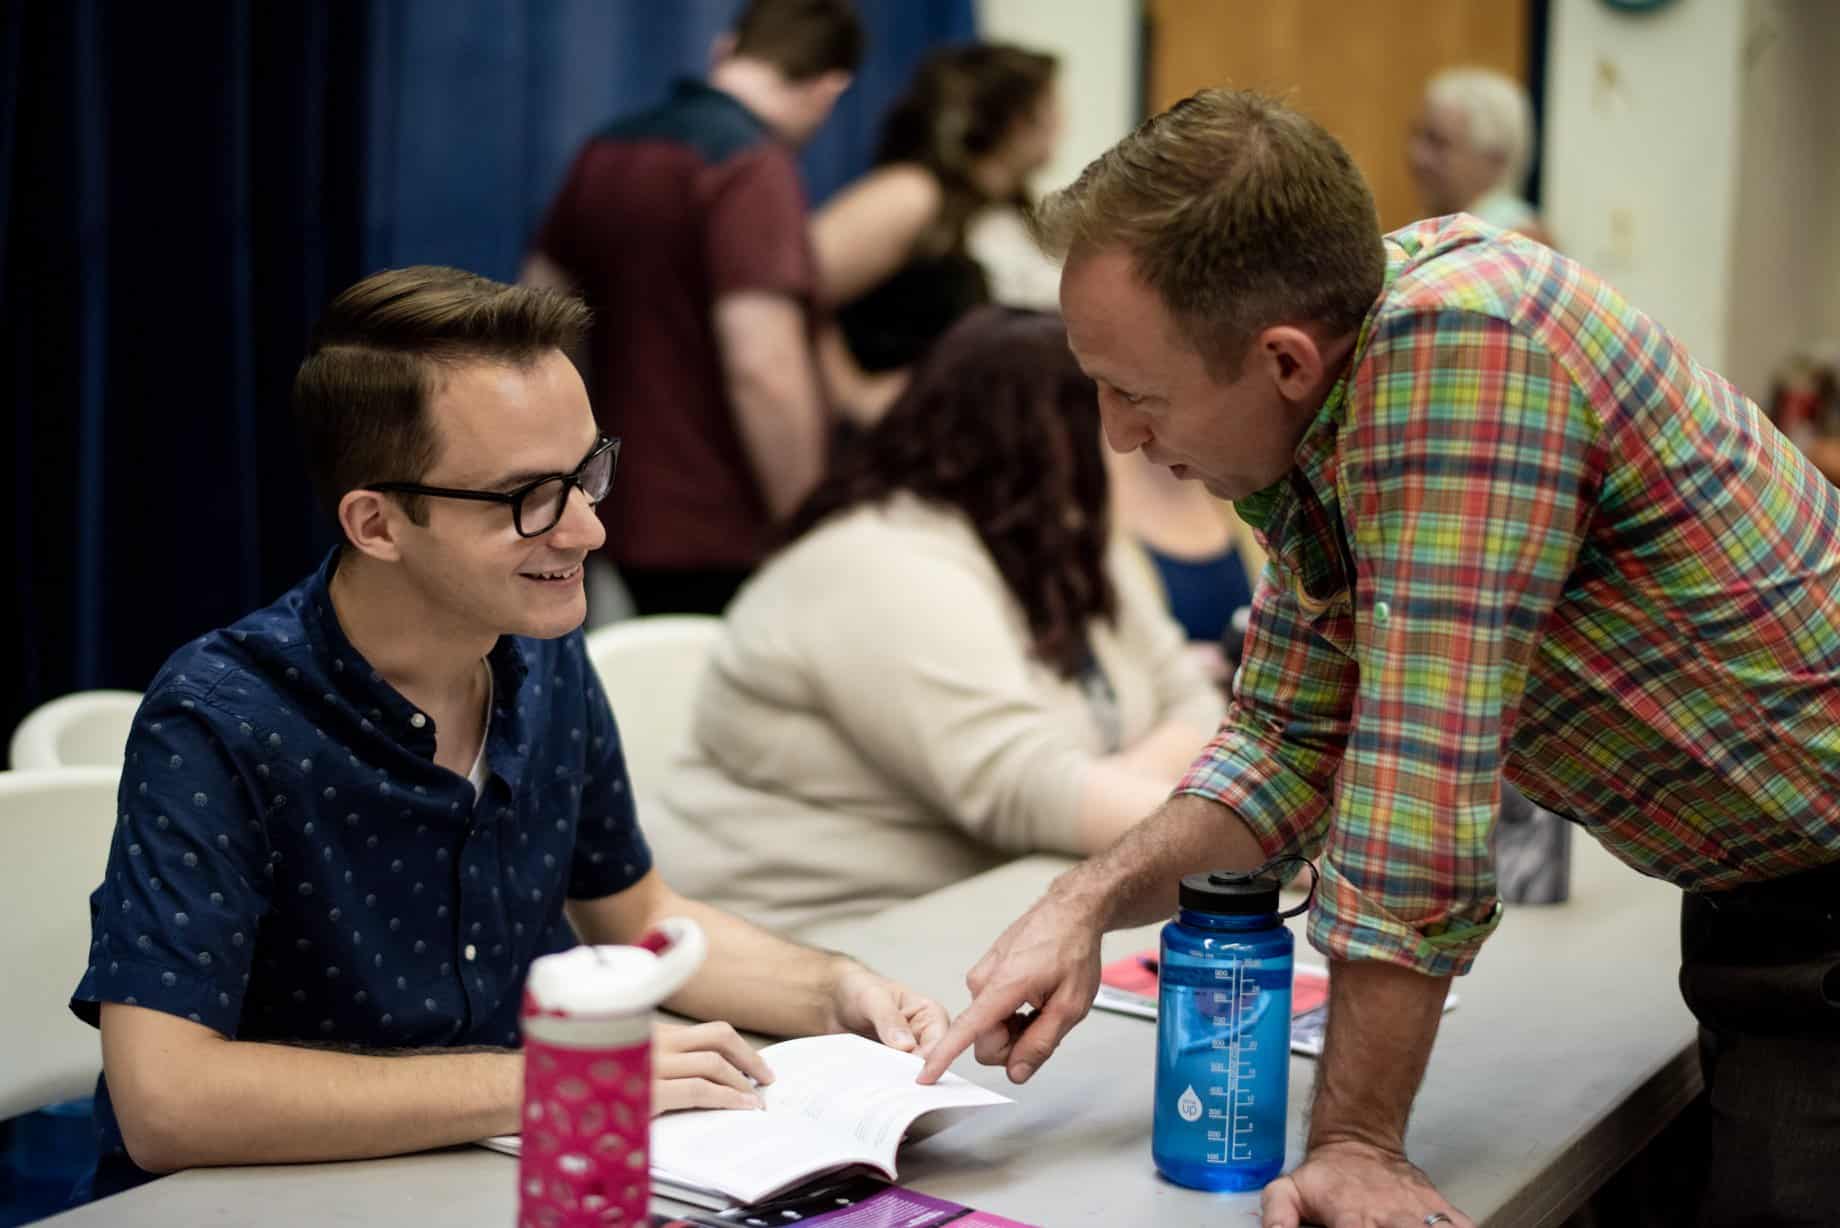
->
[[43, 836, 1696, 1226]]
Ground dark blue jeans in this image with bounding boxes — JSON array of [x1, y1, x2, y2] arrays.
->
[[1680, 862, 1840, 1227]]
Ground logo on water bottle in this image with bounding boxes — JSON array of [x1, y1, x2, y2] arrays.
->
[[1176, 1085, 1203, 1122]]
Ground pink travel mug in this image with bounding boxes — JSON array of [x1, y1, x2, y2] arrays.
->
[[518, 918, 707, 1228]]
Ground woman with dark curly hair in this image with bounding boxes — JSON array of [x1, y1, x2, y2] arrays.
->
[[650, 308, 1222, 931], [811, 43, 1062, 421]]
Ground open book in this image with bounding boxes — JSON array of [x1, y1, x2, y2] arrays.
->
[[482, 1033, 1011, 1208]]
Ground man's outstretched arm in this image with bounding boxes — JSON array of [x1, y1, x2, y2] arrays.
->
[[917, 793, 1268, 1085]]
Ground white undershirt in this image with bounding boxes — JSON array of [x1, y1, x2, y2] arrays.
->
[[465, 663, 493, 797]]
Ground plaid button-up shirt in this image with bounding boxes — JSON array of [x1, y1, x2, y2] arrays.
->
[[1179, 215, 1840, 976]]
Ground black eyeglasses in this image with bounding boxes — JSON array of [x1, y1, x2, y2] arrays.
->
[[368, 435, 620, 538]]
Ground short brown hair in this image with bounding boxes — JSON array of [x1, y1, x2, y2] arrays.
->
[[292, 265, 589, 523], [732, 0, 863, 81], [1033, 88, 1385, 375]]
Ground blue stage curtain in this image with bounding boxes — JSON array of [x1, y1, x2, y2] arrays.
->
[[363, 0, 977, 277], [3, 1, 976, 735], [3, 0, 362, 737]]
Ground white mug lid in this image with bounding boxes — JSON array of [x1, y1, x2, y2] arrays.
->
[[525, 917, 707, 1016]]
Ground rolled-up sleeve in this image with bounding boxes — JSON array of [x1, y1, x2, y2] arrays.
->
[[1316, 309, 1597, 975], [1176, 559, 1356, 862]]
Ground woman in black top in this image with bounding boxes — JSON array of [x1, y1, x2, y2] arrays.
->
[[813, 44, 1061, 417]]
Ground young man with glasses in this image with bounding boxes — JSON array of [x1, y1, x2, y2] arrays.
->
[[70, 266, 947, 1194]]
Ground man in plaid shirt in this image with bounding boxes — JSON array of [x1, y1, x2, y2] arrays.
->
[[920, 89, 1840, 1226]]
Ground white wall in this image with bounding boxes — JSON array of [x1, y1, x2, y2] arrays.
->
[[1813, 5, 1840, 353], [1543, 0, 1745, 371], [976, 0, 1139, 194], [974, 0, 1840, 398], [1723, 0, 1840, 401]]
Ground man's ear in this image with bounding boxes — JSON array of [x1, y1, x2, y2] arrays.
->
[[1254, 325, 1328, 406], [338, 489, 406, 563], [709, 32, 736, 69]]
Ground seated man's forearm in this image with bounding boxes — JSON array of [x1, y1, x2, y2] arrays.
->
[[655, 894, 853, 1038], [1308, 958, 1451, 1153], [103, 1004, 521, 1173], [566, 873, 853, 1040]]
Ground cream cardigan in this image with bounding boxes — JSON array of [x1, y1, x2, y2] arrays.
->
[[650, 494, 1225, 932]]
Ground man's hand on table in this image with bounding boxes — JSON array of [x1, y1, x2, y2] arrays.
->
[[915, 885, 1106, 1085], [826, 960, 951, 1059], [1260, 1139, 1473, 1228]]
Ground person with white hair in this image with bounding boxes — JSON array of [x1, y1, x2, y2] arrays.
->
[[1408, 66, 1553, 245]]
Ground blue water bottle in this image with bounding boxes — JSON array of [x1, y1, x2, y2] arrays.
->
[[1152, 858, 1316, 1191]]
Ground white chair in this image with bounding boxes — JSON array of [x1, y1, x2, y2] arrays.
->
[[0, 767, 122, 1119], [584, 616, 723, 801], [584, 617, 733, 881], [9, 690, 142, 771]]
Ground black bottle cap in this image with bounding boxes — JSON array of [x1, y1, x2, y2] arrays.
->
[[1179, 868, 1281, 916]]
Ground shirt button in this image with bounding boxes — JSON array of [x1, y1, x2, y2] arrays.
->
[[1373, 600, 1391, 625], [464, 944, 477, 962], [410, 713, 427, 729]]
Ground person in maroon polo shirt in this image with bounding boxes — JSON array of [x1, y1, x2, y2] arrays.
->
[[523, 0, 862, 616]]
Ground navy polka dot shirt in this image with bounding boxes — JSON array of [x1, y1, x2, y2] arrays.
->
[[69, 550, 652, 1175]]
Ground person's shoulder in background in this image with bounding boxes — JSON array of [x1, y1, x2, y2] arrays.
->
[[1466, 192, 1556, 250]]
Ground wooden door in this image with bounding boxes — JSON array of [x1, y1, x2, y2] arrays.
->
[[1146, 0, 1531, 232]]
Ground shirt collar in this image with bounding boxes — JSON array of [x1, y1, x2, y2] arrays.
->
[[1236, 233, 1412, 540], [1231, 236, 1415, 611], [298, 550, 531, 766], [672, 77, 771, 139]]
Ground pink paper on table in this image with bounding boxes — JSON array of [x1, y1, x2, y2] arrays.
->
[[1100, 950, 1330, 1017], [1291, 964, 1329, 1014]]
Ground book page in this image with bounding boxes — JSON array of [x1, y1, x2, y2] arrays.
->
[[754, 1034, 1008, 1153], [650, 1109, 872, 1206], [650, 1034, 1010, 1204]]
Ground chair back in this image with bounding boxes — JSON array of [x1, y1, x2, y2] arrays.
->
[[0, 767, 121, 1118], [9, 690, 142, 770], [583, 617, 723, 802]]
